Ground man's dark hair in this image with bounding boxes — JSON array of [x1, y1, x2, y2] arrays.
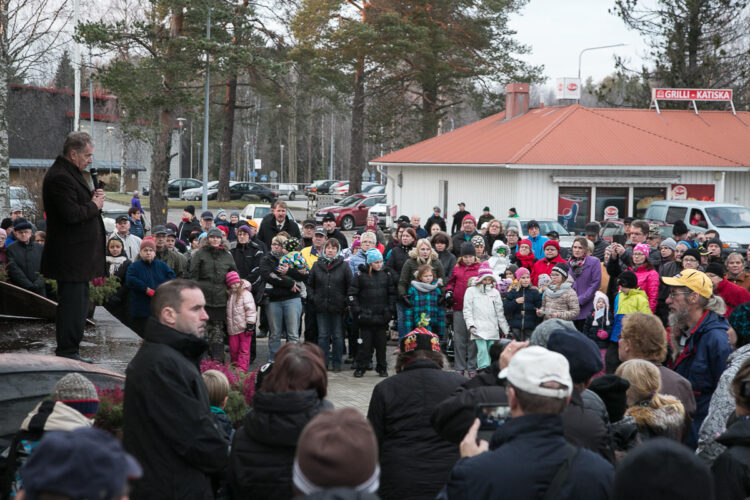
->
[[631, 220, 650, 236], [272, 200, 288, 210], [127, 206, 139, 216], [151, 279, 201, 317], [731, 358, 750, 410], [705, 229, 720, 239], [508, 382, 568, 414], [395, 349, 445, 373], [62, 131, 93, 156]]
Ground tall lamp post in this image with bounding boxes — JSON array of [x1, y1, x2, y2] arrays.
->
[[578, 43, 627, 79], [244, 141, 250, 181], [280, 144, 285, 184], [176, 117, 186, 199], [201, 0, 212, 213], [106, 126, 115, 189]]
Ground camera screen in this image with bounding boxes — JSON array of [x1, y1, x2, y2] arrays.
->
[[476, 404, 511, 428]]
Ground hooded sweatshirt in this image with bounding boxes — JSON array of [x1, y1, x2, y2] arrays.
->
[[463, 276, 510, 340], [582, 291, 613, 347]]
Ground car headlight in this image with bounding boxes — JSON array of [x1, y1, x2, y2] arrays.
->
[[333, 213, 340, 217], [725, 241, 740, 249]]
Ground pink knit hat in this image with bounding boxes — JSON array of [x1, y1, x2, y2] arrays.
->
[[476, 262, 495, 282], [515, 267, 530, 280], [226, 271, 241, 286], [633, 243, 651, 256]]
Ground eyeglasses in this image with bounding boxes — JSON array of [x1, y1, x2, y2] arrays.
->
[[681, 257, 698, 263], [669, 290, 693, 298]]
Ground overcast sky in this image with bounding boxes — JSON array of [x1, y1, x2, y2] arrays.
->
[[508, 0, 650, 85]]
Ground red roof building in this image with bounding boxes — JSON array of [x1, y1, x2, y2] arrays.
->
[[370, 84, 750, 235]]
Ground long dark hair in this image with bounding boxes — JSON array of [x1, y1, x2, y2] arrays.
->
[[395, 350, 445, 373], [260, 343, 328, 399]]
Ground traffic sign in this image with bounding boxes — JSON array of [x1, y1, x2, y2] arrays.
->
[[269, 170, 278, 180], [254, 159, 262, 170], [230, 171, 235, 179], [260, 174, 268, 181], [250, 171, 258, 178]]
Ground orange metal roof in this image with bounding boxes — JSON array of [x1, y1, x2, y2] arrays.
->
[[371, 104, 750, 168]]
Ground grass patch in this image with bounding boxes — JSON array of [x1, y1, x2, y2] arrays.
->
[[105, 192, 253, 210]]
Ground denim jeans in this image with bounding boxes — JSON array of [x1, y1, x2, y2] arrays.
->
[[396, 302, 408, 341], [317, 312, 344, 368], [267, 298, 303, 362]]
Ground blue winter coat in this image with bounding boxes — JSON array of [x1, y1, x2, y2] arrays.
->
[[437, 413, 613, 500], [672, 311, 732, 448], [528, 234, 549, 260], [126, 258, 175, 318], [503, 286, 542, 331]]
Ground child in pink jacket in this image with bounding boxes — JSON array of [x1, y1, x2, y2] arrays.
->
[[225, 271, 257, 372]]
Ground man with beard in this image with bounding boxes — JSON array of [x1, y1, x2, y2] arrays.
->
[[663, 269, 731, 449]]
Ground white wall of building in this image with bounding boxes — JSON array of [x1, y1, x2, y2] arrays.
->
[[387, 165, 746, 221]]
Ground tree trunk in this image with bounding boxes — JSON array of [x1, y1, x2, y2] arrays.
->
[[0, 0, 10, 216], [287, 93, 297, 183], [421, 79, 439, 141], [348, 54, 365, 194], [120, 132, 128, 193], [218, 74, 237, 201]]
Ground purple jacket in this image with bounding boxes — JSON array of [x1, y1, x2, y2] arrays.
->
[[570, 255, 601, 321]]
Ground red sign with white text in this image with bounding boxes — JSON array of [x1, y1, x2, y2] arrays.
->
[[652, 88, 733, 102], [670, 184, 715, 202]]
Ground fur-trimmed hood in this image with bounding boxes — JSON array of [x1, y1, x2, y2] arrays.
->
[[627, 397, 685, 440], [408, 243, 439, 262]]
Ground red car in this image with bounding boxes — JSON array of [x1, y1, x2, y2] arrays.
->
[[315, 194, 385, 230]]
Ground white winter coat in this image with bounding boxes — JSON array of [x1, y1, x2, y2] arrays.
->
[[488, 241, 511, 278], [463, 281, 511, 340], [226, 279, 257, 335]]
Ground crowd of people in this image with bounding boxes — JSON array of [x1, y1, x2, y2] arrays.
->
[[4, 132, 750, 498]]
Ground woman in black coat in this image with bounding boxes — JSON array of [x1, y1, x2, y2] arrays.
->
[[230, 343, 332, 500], [309, 238, 352, 371], [348, 248, 397, 377], [367, 330, 466, 500]]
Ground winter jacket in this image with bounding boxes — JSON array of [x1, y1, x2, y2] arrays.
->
[[386, 243, 414, 277], [368, 358, 465, 500], [712, 418, 750, 500], [451, 210, 470, 235], [260, 252, 307, 303], [626, 398, 686, 442], [728, 271, 750, 293], [309, 256, 352, 313], [569, 255, 602, 321], [405, 281, 445, 336], [610, 288, 652, 342], [592, 238, 610, 262], [123, 318, 228, 499], [425, 214, 446, 233], [672, 310, 732, 448], [128, 217, 145, 239], [177, 217, 201, 242], [398, 253, 445, 298], [581, 295, 613, 347], [231, 240, 265, 304], [226, 280, 257, 335], [189, 245, 237, 309], [1, 400, 92, 498], [126, 258, 175, 318], [348, 265, 397, 326], [633, 264, 660, 313], [698, 344, 750, 464], [437, 413, 613, 500], [109, 232, 142, 262], [540, 281, 580, 322], [714, 278, 750, 317], [450, 231, 480, 258], [657, 364, 696, 443], [445, 260, 481, 311], [528, 234, 549, 260], [437, 250, 457, 280], [504, 286, 543, 332], [487, 240, 511, 279], [532, 255, 566, 286], [229, 390, 332, 500], [256, 212, 301, 248], [347, 249, 366, 276], [156, 247, 187, 278], [463, 282, 510, 340], [6, 239, 45, 295]]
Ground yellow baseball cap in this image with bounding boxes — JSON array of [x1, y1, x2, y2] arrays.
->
[[662, 269, 713, 299]]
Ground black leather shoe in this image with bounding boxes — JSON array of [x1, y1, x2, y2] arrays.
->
[[255, 329, 268, 338], [353, 369, 365, 378], [57, 353, 93, 364], [378, 369, 388, 378]]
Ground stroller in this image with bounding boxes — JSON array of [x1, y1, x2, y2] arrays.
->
[[441, 308, 455, 361]]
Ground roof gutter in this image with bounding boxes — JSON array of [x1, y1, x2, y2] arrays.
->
[[368, 161, 749, 172]]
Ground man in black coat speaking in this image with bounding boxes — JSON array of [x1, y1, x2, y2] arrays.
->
[[123, 279, 228, 499], [41, 132, 106, 363], [257, 200, 301, 248]]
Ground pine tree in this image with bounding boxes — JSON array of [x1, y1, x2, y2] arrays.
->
[[53, 50, 75, 90]]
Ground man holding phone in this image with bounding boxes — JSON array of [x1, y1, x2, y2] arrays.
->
[[438, 346, 613, 500]]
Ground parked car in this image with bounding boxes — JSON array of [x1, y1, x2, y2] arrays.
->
[[10, 186, 35, 212], [315, 194, 385, 230], [181, 180, 239, 201], [239, 203, 295, 227], [361, 183, 385, 195], [232, 182, 277, 203], [275, 183, 302, 200], [645, 201, 750, 251], [599, 219, 674, 244], [143, 178, 202, 198], [332, 181, 377, 201], [502, 219, 576, 249], [307, 179, 340, 199]]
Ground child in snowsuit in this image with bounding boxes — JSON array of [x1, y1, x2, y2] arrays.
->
[[225, 271, 257, 372], [463, 262, 510, 371], [503, 267, 542, 341]]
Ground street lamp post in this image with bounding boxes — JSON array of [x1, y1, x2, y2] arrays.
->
[[177, 117, 186, 199], [578, 43, 627, 80], [201, 0, 212, 213], [244, 141, 250, 181], [106, 126, 115, 189], [280, 144, 284, 184]]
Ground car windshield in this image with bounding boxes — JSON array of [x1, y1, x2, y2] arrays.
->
[[337, 195, 362, 207], [255, 207, 270, 218], [207, 181, 220, 189], [10, 186, 28, 198], [705, 206, 750, 228]]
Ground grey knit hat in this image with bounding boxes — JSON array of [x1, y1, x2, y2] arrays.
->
[[51, 373, 98, 402], [659, 237, 677, 251]]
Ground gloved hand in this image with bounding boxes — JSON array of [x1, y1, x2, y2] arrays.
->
[[469, 326, 477, 335], [444, 291, 454, 308]]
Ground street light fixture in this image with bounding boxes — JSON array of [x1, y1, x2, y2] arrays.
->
[[578, 43, 627, 80], [176, 117, 186, 199], [106, 126, 115, 191], [280, 144, 285, 184]]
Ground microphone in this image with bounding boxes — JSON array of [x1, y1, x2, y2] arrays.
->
[[90, 168, 99, 190]]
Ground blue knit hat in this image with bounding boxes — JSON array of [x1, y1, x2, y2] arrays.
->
[[366, 248, 383, 264]]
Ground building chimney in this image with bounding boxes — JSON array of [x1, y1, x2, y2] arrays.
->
[[505, 83, 530, 120]]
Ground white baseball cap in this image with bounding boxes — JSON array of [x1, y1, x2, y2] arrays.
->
[[498, 346, 572, 399]]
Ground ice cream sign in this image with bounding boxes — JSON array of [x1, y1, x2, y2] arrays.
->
[[652, 88, 733, 101]]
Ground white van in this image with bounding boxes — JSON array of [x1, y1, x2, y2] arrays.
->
[[644, 201, 750, 251]]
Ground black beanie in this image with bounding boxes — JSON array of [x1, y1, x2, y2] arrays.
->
[[672, 220, 688, 236], [460, 242, 476, 257], [588, 375, 630, 423], [618, 270, 637, 289], [184, 205, 195, 216], [682, 248, 701, 262], [614, 438, 714, 500], [705, 262, 725, 277]]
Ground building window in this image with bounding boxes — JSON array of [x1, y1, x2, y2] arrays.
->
[[633, 187, 666, 219], [558, 187, 590, 235], [595, 187, 628, 221]]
